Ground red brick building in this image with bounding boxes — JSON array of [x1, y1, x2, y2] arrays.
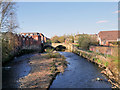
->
[[20, 32, 45, 44], [98, 30, 120, 46], [20, 32, 48, 48]]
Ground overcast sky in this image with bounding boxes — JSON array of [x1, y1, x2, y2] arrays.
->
[[17, 2, 118, 38]]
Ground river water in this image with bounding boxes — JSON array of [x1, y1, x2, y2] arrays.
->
[[2, 52, 112, 88], [2, 53, 38, 88], [50, 52, 112, 88]]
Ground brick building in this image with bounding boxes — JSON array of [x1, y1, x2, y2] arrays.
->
[[98, 30, 120, 46], [20, 32, 45, 44]]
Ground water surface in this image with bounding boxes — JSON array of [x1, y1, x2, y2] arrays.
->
[[50, 52, 112, 88]]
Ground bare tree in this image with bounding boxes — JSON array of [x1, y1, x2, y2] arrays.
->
[[0, 0, 18, 32], [0, 0, 19, 63]]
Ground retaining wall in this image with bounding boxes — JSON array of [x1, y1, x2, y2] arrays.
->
[[89, 46, 118, 56]]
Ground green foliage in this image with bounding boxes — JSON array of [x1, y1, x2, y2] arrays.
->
[[46, 39, 51, 44], [93, 57, 98, 61], [87, 50, 93, 53], [97, 59, 102, 63], [2, 49, 35, 64], [113, 60, 119, 63], [78, 34, 98, 50], [51, 36, 60, 43], [58, 36, 65, 43], [74, 44, 79, 48], [104, 62, 108, 67], [109, 41, 120, 45], [46, 53, 61, 59], [45, 48, 54, 53], [51, 35, 66, 43], [51, 34, 74, 43], [87, 54, 92, 59], [66, 34, 74, 43]]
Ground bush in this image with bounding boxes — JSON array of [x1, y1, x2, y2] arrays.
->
[[78, 34, 98, 50], [45, 48, 54, 53]]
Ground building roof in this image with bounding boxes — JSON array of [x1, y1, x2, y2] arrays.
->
[[20, 32, 44, 36], [98, 30, 120, 41]]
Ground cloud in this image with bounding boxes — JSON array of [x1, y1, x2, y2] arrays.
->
[[96, 20, 109, 24], [113, 10, 120, 13]]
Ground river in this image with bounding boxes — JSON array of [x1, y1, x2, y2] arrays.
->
[[2, 53, 39, 88], [2, 52, 112, 88], [50, 52, 112, 88]]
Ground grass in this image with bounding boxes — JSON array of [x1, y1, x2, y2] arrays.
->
[[93, 57, 98, 61], [86, 50, 94, 53], [45, 48, 54, 53], [104, 61, 108, 67], [46, 53, 62, 59], [97, 59, 102, 63]]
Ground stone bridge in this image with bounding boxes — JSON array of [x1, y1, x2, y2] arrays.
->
[[51, 43, 74, 52]]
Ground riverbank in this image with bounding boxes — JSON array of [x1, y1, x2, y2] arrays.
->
[[19, 52, 67, 88], [72, 46, 120, 88], [2, 49, 38, 65]]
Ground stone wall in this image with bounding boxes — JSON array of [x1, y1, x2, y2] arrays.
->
[[53, 43, 120, 87], [52, 43, 73, 52], [72, 45, 120, 88], [89, 46, 118, 56]]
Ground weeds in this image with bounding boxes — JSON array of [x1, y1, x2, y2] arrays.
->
[[104, 61, 108, 67], [97, 59, 102, 64]]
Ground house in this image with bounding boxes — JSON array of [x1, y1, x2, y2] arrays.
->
[[20, 32, 46, 43], [98, 30, 120, 46]]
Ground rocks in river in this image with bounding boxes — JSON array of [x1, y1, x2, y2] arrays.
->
[[96, 78, 104, 81]]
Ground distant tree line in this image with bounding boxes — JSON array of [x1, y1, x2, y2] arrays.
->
[[51, 34, 98, 50], [51, 34, 74, 43]]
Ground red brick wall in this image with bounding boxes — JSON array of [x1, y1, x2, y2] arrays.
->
[[89, 46, 118, 56], [10, 32, 48, 50]]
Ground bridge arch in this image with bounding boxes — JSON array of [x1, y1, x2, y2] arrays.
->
[[52, 43, 73, 52], [55, 45, 66, 51], [43, 45, 55, 52]]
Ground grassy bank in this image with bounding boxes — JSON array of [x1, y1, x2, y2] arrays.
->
[[2, 49, 37, 65], [72, 47, 120, 88], [19, 52, 67, 88]]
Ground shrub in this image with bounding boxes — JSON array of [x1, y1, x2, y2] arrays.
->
[[46, 48, 54, 53], [78, 34, 98, 50], [104, 62, 108, 67], [97, 59, 101, 63]]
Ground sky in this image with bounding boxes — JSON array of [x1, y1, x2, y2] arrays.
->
[[16, 2, 118, 38]]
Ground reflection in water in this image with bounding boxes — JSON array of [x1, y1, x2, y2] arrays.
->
[[50, 52, 112, 88]]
